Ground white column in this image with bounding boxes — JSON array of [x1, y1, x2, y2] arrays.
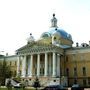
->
[[57, 54, 60, 77], [27, 56, 30, 76], [44, 53, 48, 76], [29, 54, 33, 77], [22, 56, 26, 77], [37, 54, 40, 76], [52, 52, 56, 77], [17, 56, 20, 76]]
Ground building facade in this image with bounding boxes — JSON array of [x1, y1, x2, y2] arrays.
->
[[0, 14, 90, 87]]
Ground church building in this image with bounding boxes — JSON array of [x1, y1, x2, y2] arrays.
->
[[1, 14, 90, 87]]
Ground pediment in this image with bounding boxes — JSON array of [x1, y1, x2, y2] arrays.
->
[[16, 41, 64, 55], [17, 42, 52, 52]]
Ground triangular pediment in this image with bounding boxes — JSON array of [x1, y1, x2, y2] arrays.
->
[[17, 42, 54, 53], [16, 41, 64, 55], [17, 42, 51, 51]]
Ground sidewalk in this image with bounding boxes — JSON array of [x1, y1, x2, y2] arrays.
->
[[68, 88, 90, 90]]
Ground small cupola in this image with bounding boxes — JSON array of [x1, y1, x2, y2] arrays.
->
[[51, 13, 58, 28], [27, 33, 35, 44]]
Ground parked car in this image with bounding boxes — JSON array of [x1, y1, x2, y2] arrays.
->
[[42, 85, 68, 90], [71, 84, 84, 90]]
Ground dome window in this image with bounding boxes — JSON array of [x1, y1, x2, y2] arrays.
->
[[41, 32, 51, 38], [54, 37, 56, 40], [42, 34, 49, 37]]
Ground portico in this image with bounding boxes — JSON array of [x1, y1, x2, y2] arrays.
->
[[17, 51, 61, 78]]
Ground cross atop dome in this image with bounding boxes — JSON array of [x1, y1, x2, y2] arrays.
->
[[51, 13, 58, 28]]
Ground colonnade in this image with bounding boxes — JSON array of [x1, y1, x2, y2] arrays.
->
[[17, 52, 61, 77]]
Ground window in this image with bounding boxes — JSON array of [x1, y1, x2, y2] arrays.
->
[[42, 34, 49, 37], [41, 32, 50, 38], [14, 70, 16, 76], [88, 77, 90, 85], [83, 67, 86, 76], [10, 61, 12, 66], [15, 61, 16, 66], [54, 37, 56, 40], [83, 79, 87, 86], [73, 54, 76, 61], [66, 68, 69, 76], [74, 78, 77, 84], [10, 71, 12, 75], [35, 68, 37, 75], [66, 56, 68, 62], [74, 67, 77, 76]]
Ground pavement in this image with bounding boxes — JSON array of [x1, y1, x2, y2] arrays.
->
[[1, 86, 90, 90], [68, 88, 90, 90]]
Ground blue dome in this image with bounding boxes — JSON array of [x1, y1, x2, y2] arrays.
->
[[48, 28, 72, 40]]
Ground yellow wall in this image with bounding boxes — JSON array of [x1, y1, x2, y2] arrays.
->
[[65, 48, 90, 86]]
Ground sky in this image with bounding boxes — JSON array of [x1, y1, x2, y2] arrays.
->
[[0, 0, 90, 55]]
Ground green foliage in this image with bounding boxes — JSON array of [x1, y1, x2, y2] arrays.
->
[[13, 76, 21, 83], [6, 80, 12, 87], [0, 59, 12, 85]]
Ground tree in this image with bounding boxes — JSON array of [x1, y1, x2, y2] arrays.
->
[[0, 59, 12, 85], [6, 79, 12, 90]]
